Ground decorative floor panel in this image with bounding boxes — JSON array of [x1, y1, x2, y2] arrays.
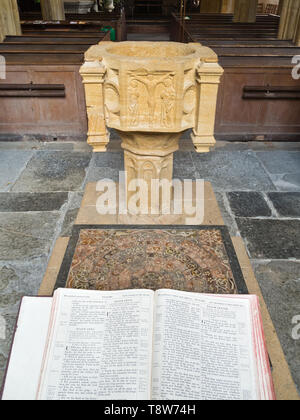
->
[[55, 225, 247, 294]]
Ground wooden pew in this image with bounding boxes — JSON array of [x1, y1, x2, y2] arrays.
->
[[126, 18, 170, 34], [134, 0, 163, 15], [4, 35, 105, 44], [170, 13, 300, 141], [1, 30, 110, 64], [20, 9, 127, 41], [0, 30, 111, 140], [171, 13, 280, 42], [21, 22, 126, 41]]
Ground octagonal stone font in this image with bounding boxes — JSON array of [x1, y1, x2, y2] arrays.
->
[[80, 41, 224, 204]]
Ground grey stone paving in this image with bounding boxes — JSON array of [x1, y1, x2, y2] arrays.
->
[[253, 260, 300, 391], [0, 139, 299, 396], [0, 192, 68, 212], [256, 151, 300, 192], [0, 151, 34, 192], [12, 151, 92, 192], [193, 150, 276, 191], [227, 192, 272, 218], [236, 218, 300, 259], [268, 192, 300, 217], [0, 212, 62, 261]]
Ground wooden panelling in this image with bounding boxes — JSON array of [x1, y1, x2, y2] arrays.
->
[[215, 68, 300, 140], [0, 13, 127, 140], [0, 65, 87, 137], [171, 12, 300, 141]]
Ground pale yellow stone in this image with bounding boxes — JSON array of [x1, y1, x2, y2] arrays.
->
[[40, 0, 65, 20], [200, 0, 222, 13], [278, 0, 300, 41], [0, 0, 21, 42], [80, 42, 223, 209], [76, 206, 119, 225], [295, 21, 300, 46], [221, 0, 235, 13], [38, 237, 69, 296], [76, 181, 224, 226], [233, 0, 258, 23]]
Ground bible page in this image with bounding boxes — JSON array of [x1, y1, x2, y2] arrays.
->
[[151, 290, 259, 400], [37, 288, 154, 400]]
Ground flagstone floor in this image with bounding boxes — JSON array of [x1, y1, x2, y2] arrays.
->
[[0, 136, 299, 395]]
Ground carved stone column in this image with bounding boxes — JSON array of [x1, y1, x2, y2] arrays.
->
[[200, 0, 222, 13], [120, 131, 181, 206], [191, 60, 224, 153], [221, 0, 235, 13], [0, 0, 21, 42], [233, 0, 258, 23], [278, 0, 300, 41], [40, 0, 65, 20], [294, 16, 300, 46], [278, 0, 284, 15], [80, 59, 110, 152]]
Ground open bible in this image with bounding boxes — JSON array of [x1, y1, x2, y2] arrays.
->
[[1, 288, 275, 400]]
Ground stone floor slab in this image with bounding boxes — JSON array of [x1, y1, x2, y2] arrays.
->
[[270, 173, 300, 192], [0, 257, 48, 308], [256, 151, 300, 175], [0, 257, 49, 385], [250, 142, 300, 151], [193, 150, 275, 191], [0, 212, 61, 260], [90, 151, 124, 169], [41, 142, 74, 151], [236, 218, 300, 259], [0, 151, 33, 192], [214, 192, 239, 236], [0, 141, 40, 150], [0, 313, 19, 386], [0, 192, 68, 212], [227, 192, 272, 217], [232, 238, 300, 399], [11, 151, 91, 192], [173, 151, 196, 179], [252, 260, 300, 393], [268, 192, 300, 217], [84, 166, 120, 184], [60, 192, 84, 237]]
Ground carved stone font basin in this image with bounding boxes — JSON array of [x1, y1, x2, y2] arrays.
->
[[80, 41, 224, 205]]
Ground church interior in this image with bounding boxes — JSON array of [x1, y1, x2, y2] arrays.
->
[[0, 0, 300, 400]]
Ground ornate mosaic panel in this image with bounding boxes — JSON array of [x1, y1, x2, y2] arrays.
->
[[55, 226, 247, 295]]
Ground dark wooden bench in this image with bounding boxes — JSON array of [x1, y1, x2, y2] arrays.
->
[[170, 12, 300, 141], [20, 9, 127, 41], [21, 22, 126, 41], [134, 0, 163, 15], [1, 30, 110, 64], [126, 17, 170, 34], [0, 28, 112, 140], [19, 9, 124, 21], [4, 35, 105, 44], [21, 22, 107, 32], [171, 13, 280, 42]]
